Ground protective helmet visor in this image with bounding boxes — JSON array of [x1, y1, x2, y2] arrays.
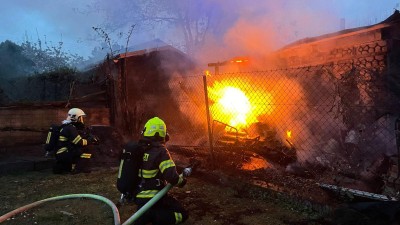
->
[[143, 117, 166, 137]]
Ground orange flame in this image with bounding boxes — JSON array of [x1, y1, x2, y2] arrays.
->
[[208, 79, 274, 129], [286, 130, 292, 138], [230, 57, 249, 64]]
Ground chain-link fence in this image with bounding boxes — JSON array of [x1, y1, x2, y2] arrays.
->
[[207, 65, 397, 164], [126, 61, 399, 197]]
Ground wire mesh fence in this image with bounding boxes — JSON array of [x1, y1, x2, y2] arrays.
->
[[117, 60, 399, 197], [204, 64, 398, 168]]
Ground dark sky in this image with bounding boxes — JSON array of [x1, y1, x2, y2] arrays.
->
[[1, 0, 398, 61]]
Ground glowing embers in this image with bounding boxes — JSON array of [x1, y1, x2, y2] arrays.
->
[[241, 155, 271, 171], [229, 56, 249, 64]]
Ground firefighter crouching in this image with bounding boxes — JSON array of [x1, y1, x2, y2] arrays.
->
[[52, 108, 99, 174], [134, 117, 188, 225]]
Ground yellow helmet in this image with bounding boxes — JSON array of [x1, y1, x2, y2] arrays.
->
[[143, 117, 167, 138]]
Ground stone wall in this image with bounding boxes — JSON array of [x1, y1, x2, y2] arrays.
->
[[275, 25, 388, 68], [271, 19, 400, 127], [0, 107, 110, 147]]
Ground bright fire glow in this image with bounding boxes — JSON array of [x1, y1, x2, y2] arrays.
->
[[208, 79, 274, 129], [230, 57, 249, 64], [219, 87, 250, 126], [286, 130, 292, 138]]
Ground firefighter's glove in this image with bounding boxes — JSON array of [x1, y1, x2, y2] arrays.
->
[[183, 167, 192, 177], [177, 174, 187, 188]]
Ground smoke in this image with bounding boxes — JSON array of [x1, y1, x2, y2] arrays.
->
[[194, 0, 343, 67]]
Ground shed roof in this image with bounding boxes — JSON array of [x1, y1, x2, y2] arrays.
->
[[115, 39, 186, 59], [281, 10, 400, 50]]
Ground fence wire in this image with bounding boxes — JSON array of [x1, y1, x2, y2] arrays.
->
[[207, 66, 396, 161], [136, 62, 399, 197]]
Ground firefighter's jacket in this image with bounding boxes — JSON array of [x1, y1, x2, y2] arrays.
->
[[136, 141, 185, 199], [56, 122, 88, 156]]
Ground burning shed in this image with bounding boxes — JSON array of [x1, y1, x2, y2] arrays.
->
[[99, 12, 400, 200], [164, 10, 400, 200]]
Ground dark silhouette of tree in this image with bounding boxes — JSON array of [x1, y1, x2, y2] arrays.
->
[[0, 39, 84, 78], [0, 40, 35, 78], [0, 39, 84, 104], [21, 39, 83, 74]]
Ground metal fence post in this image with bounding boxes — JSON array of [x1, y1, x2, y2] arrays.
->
[[203, 74, 215, 165]]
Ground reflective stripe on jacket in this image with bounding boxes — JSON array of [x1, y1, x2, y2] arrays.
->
[[136, 142, 181, 199], [56, 123, 88, 154]]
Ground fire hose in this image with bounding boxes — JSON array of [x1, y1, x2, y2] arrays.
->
[[0, 194, 121, 224], [0, 166, 196, 225], [121, 166, 195, 225], [122, 183, 173, 225]]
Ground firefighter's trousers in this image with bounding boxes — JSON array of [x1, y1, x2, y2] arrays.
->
[[134, 194, 188, 225]]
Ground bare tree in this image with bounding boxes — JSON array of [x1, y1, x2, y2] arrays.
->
[[91, 0, 216, 56], [92, 25, 136, 135]]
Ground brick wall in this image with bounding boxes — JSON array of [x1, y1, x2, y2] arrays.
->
[[0, 107, 110, 147]]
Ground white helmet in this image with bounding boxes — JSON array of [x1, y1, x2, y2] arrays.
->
[[67, 108, 86, 123]]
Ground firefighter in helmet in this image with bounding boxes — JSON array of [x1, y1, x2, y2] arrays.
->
[[53, 108, 96, 174], [134, 116, 188, 225]]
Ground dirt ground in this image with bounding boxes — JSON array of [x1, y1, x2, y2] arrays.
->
[[3, 141, 399, 225], [0, 165, 329, 225]]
